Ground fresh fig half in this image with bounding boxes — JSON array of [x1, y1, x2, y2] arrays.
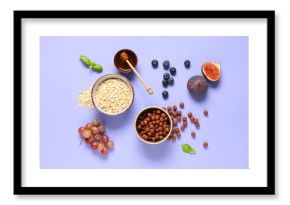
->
[[202, 62, 221, 82]]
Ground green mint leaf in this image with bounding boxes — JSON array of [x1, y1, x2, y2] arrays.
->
[[181, 144, 196, 154]]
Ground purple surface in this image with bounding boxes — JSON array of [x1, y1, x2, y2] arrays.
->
[[40, 36, 248, 169]]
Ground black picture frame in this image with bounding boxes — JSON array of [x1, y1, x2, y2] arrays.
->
[[14, 10, 275, 195]]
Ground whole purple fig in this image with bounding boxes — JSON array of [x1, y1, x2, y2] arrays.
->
[[187, 75, 208, 95]]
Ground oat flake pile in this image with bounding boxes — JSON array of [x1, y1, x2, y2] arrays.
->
[[95, 78, 133, 114], [78, 87, 94, 108]]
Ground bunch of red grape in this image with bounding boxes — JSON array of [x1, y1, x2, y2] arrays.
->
[[78, 119, 114, 155]]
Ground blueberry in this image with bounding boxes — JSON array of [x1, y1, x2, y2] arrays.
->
[[169, 67, 176, 75], [184, 60, 190, 68], [163, 72, 170, 80], [168, 77, 174, 85], [162, 91, 169, 99], [162, 79, 168, 87], [163, 60, 170, 70], [151, 60, 158, 68]]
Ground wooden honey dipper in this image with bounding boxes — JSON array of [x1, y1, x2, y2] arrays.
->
[[120, 52, 153, 95]]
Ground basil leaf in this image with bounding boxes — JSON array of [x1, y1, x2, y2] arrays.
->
[[80, 55, 93, 67], [181, 144, 196, 154], [91, 64, 103, 72]]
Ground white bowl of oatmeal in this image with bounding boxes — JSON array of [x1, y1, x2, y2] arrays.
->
[[91, 74, 134, 116]]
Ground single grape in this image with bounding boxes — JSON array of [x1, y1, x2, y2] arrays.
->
[[93, 134, 101, 142], [92, 119, 101, 126], [78, 127, 85, 134], [85, 136, 94, 144], [98, 125, 105, 133], [106, 141, 114, 149], [91, 141, 98, 150], [97, 143, 105, 151], [91, 126, 99, 134], [101, 147, 109, 155], [82, 129, 91, 139], [101, 135, 109, 144], [86, 123, 93, 130]]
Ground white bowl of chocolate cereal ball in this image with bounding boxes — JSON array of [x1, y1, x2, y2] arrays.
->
[[135, 106, 173, 144]]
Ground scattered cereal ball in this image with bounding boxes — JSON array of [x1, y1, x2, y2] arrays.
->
[[204, 110, 208, 116], [203, 142, 208, 148], [179, 102, 184, 108], [173, 105, 177, 111], [191, 132, 196, 138], [172, 128, 176, 133], [182, 117, 187, 121], [188, 112, 192, 118], [180, 125, 185, 131], [173, 119, 178, 126], [183, 121, 187, 127]]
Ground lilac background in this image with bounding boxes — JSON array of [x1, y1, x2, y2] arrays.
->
[[40, 36, 248, 169]]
